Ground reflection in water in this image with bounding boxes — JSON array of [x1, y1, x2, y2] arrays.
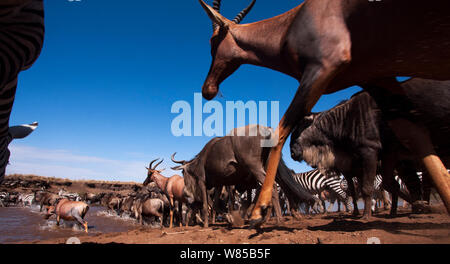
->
[[0, 206, 138, 243]]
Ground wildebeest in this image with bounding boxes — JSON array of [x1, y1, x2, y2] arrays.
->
[[143, 159, 187, 228], [131, 197, 165, 227], [107, 195, 122, 214], [34, 191, 60, 212], [291, 78, 450, 217], [171, 125, 315, 227], [119, 195, 136, 216], [45, 198, 89, 233], [197, 0, 450, 225], [83, 192, 99, 204]]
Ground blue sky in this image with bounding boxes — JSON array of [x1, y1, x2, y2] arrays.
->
[[7, 0, 362, 182]]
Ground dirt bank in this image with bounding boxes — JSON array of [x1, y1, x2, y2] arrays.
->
[[23, 206, 450, 244], [1, 174, 141, 196]]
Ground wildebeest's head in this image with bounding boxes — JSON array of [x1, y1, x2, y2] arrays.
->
[[170, 153, 202, 205], [143, 158, 165, 186], [290, 114, 318, 162]]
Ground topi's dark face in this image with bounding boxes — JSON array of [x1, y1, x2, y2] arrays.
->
[[202, 27, 242, 100]]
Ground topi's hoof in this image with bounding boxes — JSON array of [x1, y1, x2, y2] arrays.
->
[[249, 205, 269, 229]]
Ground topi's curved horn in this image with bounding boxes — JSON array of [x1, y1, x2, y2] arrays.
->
[[171, 152, 186, 164], [148, 158, 159, 170], [152, 158, 164, 170], [232, 0, 256, 24], [199, 0, 229, 31]]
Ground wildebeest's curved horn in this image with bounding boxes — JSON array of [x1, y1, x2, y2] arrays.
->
[[171, 152, 186, 164], [171, 165, 185, 171], [232, 0, 256, 24], [152, 158, 164, 170]]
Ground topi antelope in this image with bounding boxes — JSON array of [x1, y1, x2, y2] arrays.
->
[[144, 158, 187, 228]]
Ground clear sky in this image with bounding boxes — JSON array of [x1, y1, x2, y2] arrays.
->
[[7, 0, 363, 182]]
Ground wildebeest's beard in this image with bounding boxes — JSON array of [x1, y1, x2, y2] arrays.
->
[[290, 118, 342, 173], [183, 165, 204, 203], [290, 115, 317, 161]]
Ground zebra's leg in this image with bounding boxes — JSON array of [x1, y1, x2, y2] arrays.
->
[[345, 175, 359, 216]]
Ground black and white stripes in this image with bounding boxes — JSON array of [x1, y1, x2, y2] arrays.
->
[[0, 0, 44, 180], [292, 169, 351, 209]]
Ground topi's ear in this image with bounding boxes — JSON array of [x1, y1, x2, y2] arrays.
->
[[199, 0, 230, 29]]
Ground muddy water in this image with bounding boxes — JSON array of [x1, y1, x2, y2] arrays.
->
[[0, 206, 139, 244]]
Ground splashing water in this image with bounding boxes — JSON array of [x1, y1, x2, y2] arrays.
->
[[0, 206, 138, 243]]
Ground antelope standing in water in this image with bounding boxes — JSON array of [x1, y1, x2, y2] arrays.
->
[[45, 199, 89, 233]]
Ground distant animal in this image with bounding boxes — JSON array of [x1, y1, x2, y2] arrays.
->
[[0, 192, 8, 207], [45, 198, 89, 233], [290, 169, 352, 213], [83, 192, 99, 204], [143, 158, 186, 228], [0, 0, 44, 183], [131, 197, 165, 227], [34, 191, 60, 212], [171, 125, 315, 227], [17, 193, 35, 207], [107, 195, 122, 214], [119, 195, 136, 216], [58, 189, 81, 201]]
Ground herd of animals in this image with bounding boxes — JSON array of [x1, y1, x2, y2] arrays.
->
[[0, 0, 449, 235], [0, 136, 442, 233]]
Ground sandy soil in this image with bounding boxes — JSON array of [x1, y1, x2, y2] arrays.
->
[[24, 206, 450, 244]]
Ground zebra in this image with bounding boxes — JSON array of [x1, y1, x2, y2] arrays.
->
[[0, 0, 45, 182], [58, 189, 81, 202], [291, 169, 352, 214], [342, 174, 412, 213], [17, 192, 34, 207]]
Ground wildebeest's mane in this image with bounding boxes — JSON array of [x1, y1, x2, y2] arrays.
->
[[305, 92, 381, 148]]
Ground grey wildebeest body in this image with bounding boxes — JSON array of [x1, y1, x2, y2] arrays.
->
[[291, 78, 450, 216], [197, 0, 450, 225], [172, 125, 315, 227], [131, 197, 165, 227], [364, 78, 450, 214]]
